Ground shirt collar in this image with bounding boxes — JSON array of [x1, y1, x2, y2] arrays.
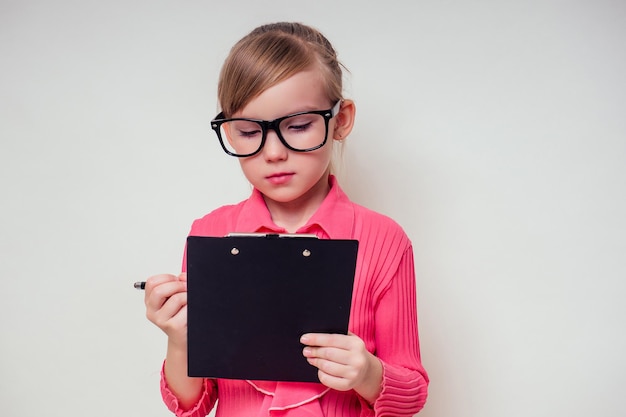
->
[[234, 175, 355, 239], [234, 188, 281, 233]]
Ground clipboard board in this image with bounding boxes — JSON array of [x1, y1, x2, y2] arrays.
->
[[186, 234, 359, 382]]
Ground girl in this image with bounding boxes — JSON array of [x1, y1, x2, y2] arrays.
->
[[144, 22, 429, 417]]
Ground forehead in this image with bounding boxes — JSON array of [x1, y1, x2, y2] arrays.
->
[[235, 70, 331, 120]]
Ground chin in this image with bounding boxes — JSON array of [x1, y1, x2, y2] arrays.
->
[[263, 190, 304, 204]]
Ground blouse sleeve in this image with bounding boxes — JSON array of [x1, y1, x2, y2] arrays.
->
[[160, 362, 218, 417], [371, 245, 429, 415]]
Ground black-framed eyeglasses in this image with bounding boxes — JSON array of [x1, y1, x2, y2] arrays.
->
[[210, 101, 341, 157]]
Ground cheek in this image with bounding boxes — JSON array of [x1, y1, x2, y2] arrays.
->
[[238, 158, 256, 179], [302, 149, 333, 173]]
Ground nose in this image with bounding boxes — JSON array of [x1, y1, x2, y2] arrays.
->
[[262, 129, 288, 162]]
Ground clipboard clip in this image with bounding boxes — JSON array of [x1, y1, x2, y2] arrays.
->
[[226, 232, 319, 239], [226, 233, 318, 257]]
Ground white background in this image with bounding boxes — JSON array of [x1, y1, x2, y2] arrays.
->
[[1, 1, 624, 416]]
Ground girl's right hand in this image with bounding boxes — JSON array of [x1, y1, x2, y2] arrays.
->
[[144, 273, 188, 349]]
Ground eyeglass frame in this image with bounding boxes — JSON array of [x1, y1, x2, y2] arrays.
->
[[210, 100, 342, 157]]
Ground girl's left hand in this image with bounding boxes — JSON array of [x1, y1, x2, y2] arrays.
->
[[301, 332, 383, 403]]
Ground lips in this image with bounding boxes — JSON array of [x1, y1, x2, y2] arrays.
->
[[266, 172, 294, 185]]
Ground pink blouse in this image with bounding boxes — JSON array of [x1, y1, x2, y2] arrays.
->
[[161, 176, 429, 416]]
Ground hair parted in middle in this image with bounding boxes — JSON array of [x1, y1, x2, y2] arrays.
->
[[217, 22, 345, 118]]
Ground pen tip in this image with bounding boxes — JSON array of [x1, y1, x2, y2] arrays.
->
[[133, 281, 145, 290]]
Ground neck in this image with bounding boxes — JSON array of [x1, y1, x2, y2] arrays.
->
[[263, 174, 331, 233]]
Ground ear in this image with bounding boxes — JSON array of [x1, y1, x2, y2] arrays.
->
[[332, 99, 356, 140]]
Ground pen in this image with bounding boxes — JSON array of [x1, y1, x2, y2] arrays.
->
[[134, 281, 146, 290]]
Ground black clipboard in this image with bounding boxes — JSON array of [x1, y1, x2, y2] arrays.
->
[[186, 234, 359, 382]]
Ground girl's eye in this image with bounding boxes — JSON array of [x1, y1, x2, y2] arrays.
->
[[231, 121, 262, 139], [284, 115, 316, 133], [238, 129, 261, 138], [288, 122, 312, 132]]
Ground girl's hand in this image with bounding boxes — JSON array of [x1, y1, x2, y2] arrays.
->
[[301, 332, 383, 404], [144, 273, 188, 349]]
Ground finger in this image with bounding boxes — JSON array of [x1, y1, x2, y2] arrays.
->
[[307, 356, 344, 375], [144, 274, 178, 293], [178, 272, 187, 282], [303, 345, 351, 364], [306, 352, 368, 391], [152, 292, 188, 328], [313, 358, 359, 381], [145, 279, 187, 311], [301, 333, 355, 349], [167, 304, 188, 330], [157, 291, 188, 320], [316, 370, 354, 392]]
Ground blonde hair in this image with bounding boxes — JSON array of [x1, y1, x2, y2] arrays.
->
[[217, 22, 344, 117]]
